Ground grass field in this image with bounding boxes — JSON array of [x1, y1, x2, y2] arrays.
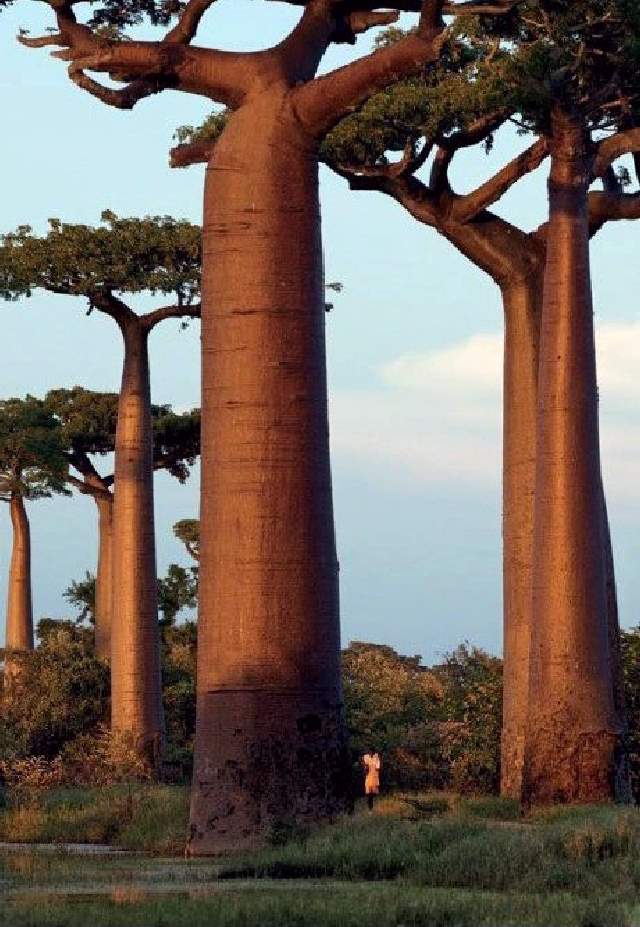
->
[[2, 790, 640, 925]]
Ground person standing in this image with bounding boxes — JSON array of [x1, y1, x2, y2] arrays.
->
[[362, 750, 381, 811]]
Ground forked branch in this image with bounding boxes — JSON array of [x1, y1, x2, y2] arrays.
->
[[452, 138, 549, 222]]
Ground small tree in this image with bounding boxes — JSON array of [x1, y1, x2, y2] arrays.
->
[[0, 214, 201, 768], [0, 397, 68, 681]]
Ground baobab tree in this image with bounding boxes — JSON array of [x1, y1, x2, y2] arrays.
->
[[180, 7, 640, 802], [330, 128, 638, 803], [18, 0, 517, 848], [0, 213, 201, 768], [325, 6, 640, 804], [0, 396, 68, 681], [45, 387, 200, 661]]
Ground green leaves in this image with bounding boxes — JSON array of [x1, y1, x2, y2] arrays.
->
[[152, 407, 200, 482], [0, 396, 69, 501], [45, 387, 119, 458], [0, 212, 201, 305]]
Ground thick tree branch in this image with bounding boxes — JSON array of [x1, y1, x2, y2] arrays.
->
[[142, 303, 202, 331], [276, 0, 522, 14], [90, 291, 136, 329], [170, 138, 217, 168], [25, 5, 253, 110], [593, 128, 640, 178], [70, 68, 167, 109], [18, 32, 64, 48], [451, 138, 549, 223], [292, 20, 446, 138], [430, 145, 454, 193], [588, 191, 640, 237], [67, 471, 112, 501]]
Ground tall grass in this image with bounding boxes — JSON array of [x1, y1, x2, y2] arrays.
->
[[0, 785, 188, 854]]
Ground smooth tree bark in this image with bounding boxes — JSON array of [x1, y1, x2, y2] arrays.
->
[[66, 459, 114, 661], [194, 93, 346, 852], [334, 145, 545, 798], [334, 125, 637, 799], [5, 492, 34, 654], [94, 492, 114, 661], [24, 0, 524, 850], [523, 109, 621, 804], [92, 295, 200, 768]]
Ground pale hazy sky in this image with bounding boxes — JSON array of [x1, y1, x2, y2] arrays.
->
[[1, 1, 638, 661]]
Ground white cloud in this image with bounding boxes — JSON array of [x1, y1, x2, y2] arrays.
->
[[330, 321, 640, 496]]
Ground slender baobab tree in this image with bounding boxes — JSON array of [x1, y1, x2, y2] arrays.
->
[[0, 396, 68, 683], [0, 213, 200, 767], [325, 5, 640, 804], [18, 0, 517, 848], [45, 387, 200, 661]]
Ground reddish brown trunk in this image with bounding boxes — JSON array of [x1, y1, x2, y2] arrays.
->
[[188, 93, 349, 855], [500, 278, 542, 799], [110, 320, 164, 765], [5, 493, 34, 652], [94, 493, 114, 662], [523, 111, 622, 805]]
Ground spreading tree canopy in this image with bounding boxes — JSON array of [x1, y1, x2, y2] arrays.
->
[[0, 397, 68, 503]]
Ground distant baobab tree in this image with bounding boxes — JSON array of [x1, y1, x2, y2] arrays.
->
[[0, 213, 201, 769], [45, 387, 200, 662], [0, 396, 68, 683], [19, 0, 517, 849]]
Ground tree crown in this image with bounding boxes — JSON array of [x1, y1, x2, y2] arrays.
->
[[0, 212, 201, 306], [0, 397, 69, 501], [43, 388, 201, 485]]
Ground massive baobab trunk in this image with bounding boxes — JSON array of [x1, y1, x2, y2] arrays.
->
[[189, 95, 349, 855], [523, 110, 622, 804], [94, 492, 114, 662], [5, 492, 34, 653], [110, 319, 164, 765]]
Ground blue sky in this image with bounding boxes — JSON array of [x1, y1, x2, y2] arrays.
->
[[1, 0, 638, 662]]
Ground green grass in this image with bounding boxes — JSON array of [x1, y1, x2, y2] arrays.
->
[[2, 790, 640, 925], [0, 883, 629, 927], [0, 785, 189, 854]]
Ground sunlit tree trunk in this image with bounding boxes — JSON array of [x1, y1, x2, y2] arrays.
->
[[5, 492, 34, 651], [4, 493, 34, 688], [94, 492, 114, 662], [500, 278, 542, 799], [189, 94, 350, 855], [110, 319, 164, 767], [523, 109, 622, 804]]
